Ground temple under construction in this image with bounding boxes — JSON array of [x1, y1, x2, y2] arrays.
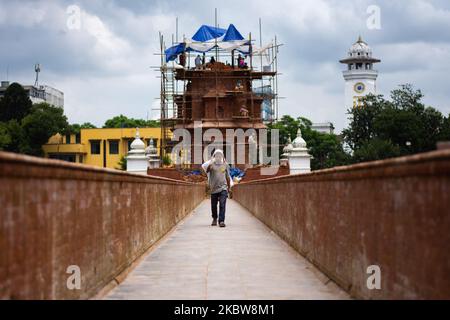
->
[[157, 22, 281, 167]]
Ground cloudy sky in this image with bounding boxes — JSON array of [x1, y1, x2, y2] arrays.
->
[[1, 0, 449, 132]]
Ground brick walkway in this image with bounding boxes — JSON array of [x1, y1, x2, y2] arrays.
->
[[105, 199, 349, 300]]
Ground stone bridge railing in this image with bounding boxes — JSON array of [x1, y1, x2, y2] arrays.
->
[[233, 150, 450, 299], [0, 152, 205, 299]]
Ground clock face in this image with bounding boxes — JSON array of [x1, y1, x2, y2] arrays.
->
[[354, 82, 366, 94]]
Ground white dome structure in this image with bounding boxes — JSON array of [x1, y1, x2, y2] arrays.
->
[[292, 128, 307, 149], [348, 36, 373, 58], [130, 129, 145, 150], [126, 128, 149, 175], [287, 128, 311, 175], [281, 137, 293, 167]]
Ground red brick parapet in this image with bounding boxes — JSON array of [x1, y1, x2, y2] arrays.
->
[[0, 151, 205, 299], [233, 150, 450, 299]]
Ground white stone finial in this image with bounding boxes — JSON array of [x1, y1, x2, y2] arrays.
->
[[287, 127, 311, 175], [127, 128, 148, 174], [292, 128, 307, 149], [283, 137, 293, 155], [145, 138, 157, 155], [130, 128, 145, 151], [146, 137, 160, 169]]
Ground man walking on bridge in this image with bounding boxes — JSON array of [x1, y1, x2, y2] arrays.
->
[[205, 149, 232, 228]]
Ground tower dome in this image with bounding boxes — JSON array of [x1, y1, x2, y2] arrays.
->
[[348, 36, 372, 58], [340, 36, 380, 64]]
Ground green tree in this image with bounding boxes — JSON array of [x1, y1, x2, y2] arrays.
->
[[268, 115, 301, 156], [20, 103, 69, 156], [103, 115, 160, 128], [0, 122, 11, 150], [162, 154, 172, 166], [343, 84, 448, 163], [0, 83, 33, 122], [352, 138, 401, 163], [440, 114, 450, 141], [2, 119, 27, 154], [116, 155, 127, 170], [80, 122, 97, 129], [304, 129, 350, 170], [65, 122, 97, 135], [342, 94, 386, 151]]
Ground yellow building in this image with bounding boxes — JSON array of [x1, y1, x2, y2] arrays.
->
[[43, 128, 163, 169]]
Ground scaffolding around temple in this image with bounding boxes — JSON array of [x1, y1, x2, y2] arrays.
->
[[155, 22, 282, 161]]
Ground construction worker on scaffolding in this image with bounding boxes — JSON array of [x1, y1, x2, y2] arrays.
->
[[195, 54, 202, 70]]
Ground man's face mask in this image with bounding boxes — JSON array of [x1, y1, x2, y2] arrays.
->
[[214, 154, 224, 164]]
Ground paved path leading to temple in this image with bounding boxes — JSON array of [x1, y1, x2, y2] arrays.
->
[[105, 199, 349, 300]]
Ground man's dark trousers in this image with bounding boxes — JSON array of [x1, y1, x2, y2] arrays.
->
[[211, 190, 228, 223]]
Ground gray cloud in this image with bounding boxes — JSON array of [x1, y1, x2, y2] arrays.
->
[[0, 0, 449, 132]]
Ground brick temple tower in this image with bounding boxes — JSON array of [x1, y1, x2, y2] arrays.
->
[[172, 61, 276, 167]]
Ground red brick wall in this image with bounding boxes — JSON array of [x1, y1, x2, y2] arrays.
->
[[0, 152, 205, 300], [233, 150, 450, 299], [147, 168, 186, 181], [240, 166, 290, 182]]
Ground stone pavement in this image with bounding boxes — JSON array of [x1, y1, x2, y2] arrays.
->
[[105, 199, 350, 300]]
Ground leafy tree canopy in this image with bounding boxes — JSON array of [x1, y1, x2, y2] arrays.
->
[[1, 103, 68, 156], [343, 84, 450, 163], [65, 122, 97, 134], [103, 115, 160, 128], [0, 83, 33, 122]]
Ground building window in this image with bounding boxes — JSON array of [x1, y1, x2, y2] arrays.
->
[[90, 140, 101, 154], [49, 154, 76, 163], [75, 133, 81, 144], [109, 140, 119, 154], [66, 134, 71, 144]]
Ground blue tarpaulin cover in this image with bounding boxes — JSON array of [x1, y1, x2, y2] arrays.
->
[[223, 24, 244, 41], [165, 24, 247, 62], [164, 43, 186, 63], [192, 25, 226, 42]]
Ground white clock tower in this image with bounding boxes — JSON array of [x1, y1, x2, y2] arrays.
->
[[340, 36, 380, 109]]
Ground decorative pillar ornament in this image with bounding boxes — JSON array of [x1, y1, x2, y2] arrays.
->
[[288, 128, 311, 175], [146, 138, 160, 169], [280, 137, 293, 167], [126, 128, 148, 175]]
